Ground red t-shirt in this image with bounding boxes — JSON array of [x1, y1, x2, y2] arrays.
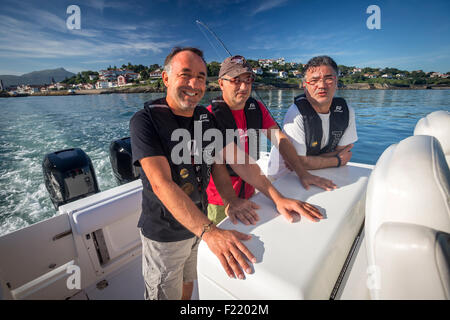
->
[[206, 100, 277, 205]]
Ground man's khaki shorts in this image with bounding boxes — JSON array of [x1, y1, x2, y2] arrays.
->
[[207, 203, 227, 225], [140, 231, 200, 300]]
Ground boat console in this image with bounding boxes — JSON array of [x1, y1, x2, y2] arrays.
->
[[197, 162, 373, 299]]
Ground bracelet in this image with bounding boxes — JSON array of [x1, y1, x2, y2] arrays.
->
[[335, 155, 342, 168], [200, 221, 214, 239]]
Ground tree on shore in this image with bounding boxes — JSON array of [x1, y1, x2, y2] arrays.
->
[[207, 61, 221, 77], [58, 60, 449, 88], [148, 64, 161, 72], [140, 70, 149, 80]]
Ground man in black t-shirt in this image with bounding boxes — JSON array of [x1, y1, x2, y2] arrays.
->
[[130, 47, 323, 300]]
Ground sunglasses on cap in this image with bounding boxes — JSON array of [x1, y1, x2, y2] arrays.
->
[[230, 55, 245, 65]]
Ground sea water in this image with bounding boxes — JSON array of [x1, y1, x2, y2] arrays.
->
[[0, 89, 449, 236]]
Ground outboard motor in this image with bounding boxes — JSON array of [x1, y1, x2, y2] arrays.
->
[[109, 137, 140, 185], [43, 148, 100, 209]]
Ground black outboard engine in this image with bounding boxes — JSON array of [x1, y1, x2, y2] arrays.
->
[[43, 148, 100, 209], [109, 137, 140, 185]]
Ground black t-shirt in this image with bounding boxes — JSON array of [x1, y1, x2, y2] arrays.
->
[[130, 108, 194, 167], [129, 100, 224, 242]]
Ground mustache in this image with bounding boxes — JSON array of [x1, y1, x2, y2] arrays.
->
[[180, 86, 203, 94]]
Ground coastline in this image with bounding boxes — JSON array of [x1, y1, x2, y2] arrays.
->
[[1, 83, 449, 98]]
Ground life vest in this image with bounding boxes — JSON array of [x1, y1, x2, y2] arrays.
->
[[293, 94, 349, 155], [210, 96, 263, 198], [211, 96, 263, 164], [143, 98, 214, 217]]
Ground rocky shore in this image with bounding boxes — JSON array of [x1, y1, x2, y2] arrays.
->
[[1, 83, 449, 98], [339, 83, 450, 90]]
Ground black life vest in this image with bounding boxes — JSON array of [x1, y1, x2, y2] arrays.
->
[[210, 96, 263, 198], [143, 98, 214, 216], [211, 96, 263, 162], [293, 94, 349, 156]]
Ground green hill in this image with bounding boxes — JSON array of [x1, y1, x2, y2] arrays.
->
[[0, 68, 75, 87]]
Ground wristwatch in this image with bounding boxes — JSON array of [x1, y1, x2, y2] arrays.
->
[[200, 221, 214, 239]]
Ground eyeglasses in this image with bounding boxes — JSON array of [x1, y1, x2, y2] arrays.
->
[[221, 75, 255, 85], [305, 75, 336, 86]]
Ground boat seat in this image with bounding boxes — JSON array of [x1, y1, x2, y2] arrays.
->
[[365, 134, 450, 299], [414, 110, 450, 165]]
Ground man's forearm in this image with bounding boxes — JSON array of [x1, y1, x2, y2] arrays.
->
[[275, 131, 310, 178], [221, 142, 284, 204], [229, 162, 284, 203], [211, 163, 239, 206], [152, 178, 211, 237], [300, 154, 339, 170]]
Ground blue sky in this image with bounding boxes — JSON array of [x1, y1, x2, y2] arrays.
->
[[1, 0, 449, 75]]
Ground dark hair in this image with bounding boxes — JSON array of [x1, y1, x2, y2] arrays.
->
[[303, 56, 338, 77], [163, 47, 206, 73]]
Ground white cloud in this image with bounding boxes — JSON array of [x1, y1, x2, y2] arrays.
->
[[82, 0, 139, 13], [0, 11, 175, 60], [251, 0, 288, 15]]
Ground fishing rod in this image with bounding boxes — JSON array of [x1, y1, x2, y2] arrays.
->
[[196, 20, 232, 57], [195, 20, 281, 129]]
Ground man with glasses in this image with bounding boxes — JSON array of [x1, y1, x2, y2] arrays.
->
[[268, 56, 358, 180], [206, 55, 336, 225], [130, 48, 325, 300]]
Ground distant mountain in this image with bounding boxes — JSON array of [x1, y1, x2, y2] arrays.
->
[[0, 68, 75, 87]]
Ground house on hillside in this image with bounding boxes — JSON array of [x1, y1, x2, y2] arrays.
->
[[16, 85, 29, 93], [277, 71, 288, 78], [95, 81, 109, 89], [269, 68, 279, 74], [258, 59, 274, 68], [291, 70, 302, 78], [252, 68, 263, 75], [149, 69, 162, 78], [429, 72, 441, 78], [117, 75, 128, 86], [117, 73, 139, 86], [28, 86, 40, 94]]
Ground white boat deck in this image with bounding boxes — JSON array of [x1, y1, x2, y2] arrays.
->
[[197, 162, 373, 299], [0, 159, 374, 300]]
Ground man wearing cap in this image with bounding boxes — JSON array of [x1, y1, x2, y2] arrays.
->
[[130, 47, 324, 300], [206, 55, 337, 225], [268, 55, 358, 179]]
